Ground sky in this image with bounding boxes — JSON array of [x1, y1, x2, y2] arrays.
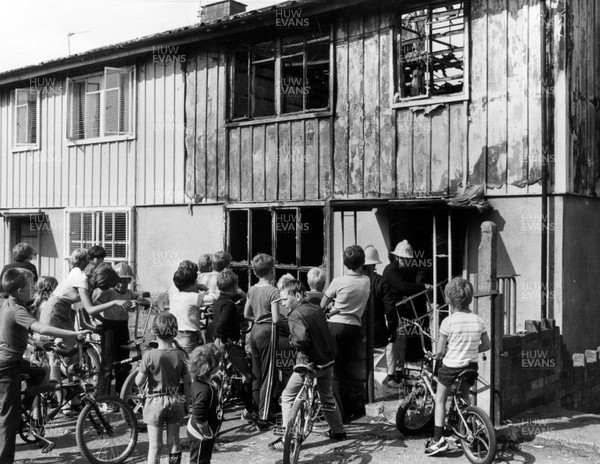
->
[[0, 0, 282, 73]]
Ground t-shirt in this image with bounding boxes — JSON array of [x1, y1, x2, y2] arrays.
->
[[439, 311, 487, 368], [54, 267, 89, 303], [169, 291, 206, 332], [138, 347, 188, 396], [247, 284, 279, 324], [325, 271, 371, 326], [0, 297, 37, 365], [41, 267, 89, 331], [198, 271, 219, 295], [93, 288, 138, 321]]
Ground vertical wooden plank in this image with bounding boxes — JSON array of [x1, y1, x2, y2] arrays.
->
[[379, 17, 395, 197], [111, 143, 120, 206], [56, 86, 64, 207], [171, 62, 185, 204], [528, 0, 543, 193], [137, 60, 148, 205], [507, 0, 529, 193], [240, 126, 253, 201], [334, 17, 349, 197], [144, 60, 157, 204], [430, 106, 450, 195], [587, 0, 596, 194], [291, 120, 305, 200], [252, 125, 265, 202], [595, 0, 600, 194], [412, 110, 431, 194], [162, 61, 176, 205], [92, 133, 102, 206], [217, 52, 228, 201], [363, 13, 380, 198], [448, 103, 466, 194], [305, 119, 318, 200], [206, 52, 219, 201], [196, 52, 208, 201], [278, 122, 291, 201], [228, 127, 241, 201], [40, 92, 49, 207], [467, 0, 488, 186], [154, 61, 166, 204], [265, 123, 278, 201], [396, 110, 413, 195], [486, 0, 508, 191], [319, 119, 332, 198], [348, 16, 364, 197]]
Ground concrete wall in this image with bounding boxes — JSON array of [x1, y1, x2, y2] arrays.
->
[[135, 204, 223, 292]]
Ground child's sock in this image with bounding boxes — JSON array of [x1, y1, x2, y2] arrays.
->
[[433, 425, 444, 442], [168, 451, 182, 464]]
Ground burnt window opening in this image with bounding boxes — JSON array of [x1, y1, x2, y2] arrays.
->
[[395, 1, 465, 101], [230, 29, 331, 121], [226, 207, 325, 292]]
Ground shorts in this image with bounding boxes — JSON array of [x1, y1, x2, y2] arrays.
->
[[143, 395, 185, 427], [437, 362, 478, 388]]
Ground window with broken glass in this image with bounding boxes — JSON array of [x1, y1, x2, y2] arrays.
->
[[395, 1, 466, 103], [229, 30, 330, 121], [226, 207, 325, 291]]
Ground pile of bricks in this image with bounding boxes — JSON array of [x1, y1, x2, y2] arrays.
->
[[500, 319, 600, 420]]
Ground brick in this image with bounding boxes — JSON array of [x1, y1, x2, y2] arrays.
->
[[525, 320, 542, 333]]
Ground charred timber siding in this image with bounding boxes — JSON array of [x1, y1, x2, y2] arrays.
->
[[183, 1, 546, 202]]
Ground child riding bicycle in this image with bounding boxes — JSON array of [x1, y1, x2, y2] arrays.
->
[[268, 280, 346, 451], [425, 277, 491, 457]]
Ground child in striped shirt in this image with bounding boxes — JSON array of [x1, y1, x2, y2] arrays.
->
[[425, 277, 491, 457]]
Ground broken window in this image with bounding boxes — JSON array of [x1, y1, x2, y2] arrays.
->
[[395, 1, 465, 101], [226, 207, 325, 291], [230, 29, 330, 121]]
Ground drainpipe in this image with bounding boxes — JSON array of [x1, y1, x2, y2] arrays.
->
[[540, 0, 552, 320]]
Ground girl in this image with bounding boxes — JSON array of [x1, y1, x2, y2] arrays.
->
[[32, 276, 58, 321], [187, 344, 222, 464]]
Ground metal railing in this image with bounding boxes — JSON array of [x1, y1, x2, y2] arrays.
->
[[497, 274, 518, 335]]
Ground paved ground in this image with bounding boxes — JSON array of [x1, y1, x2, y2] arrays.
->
[[13, 404, 600, 464]]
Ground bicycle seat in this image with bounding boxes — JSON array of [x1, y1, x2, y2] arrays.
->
[[449, 369, 478, 394], [293, 363, 315, 376]]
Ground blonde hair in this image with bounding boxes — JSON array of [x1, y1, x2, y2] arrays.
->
[[444, 277, 474, 310], [69, 248, 89, 269], [187, 344, 222, 380], [277, 273, 295, 291], [307, 268, 326, 292]]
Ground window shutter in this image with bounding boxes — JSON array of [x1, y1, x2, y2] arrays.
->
[[15, 89, 38, 145], [69, 212, 82, 254], [66, 78, 74, 139], [104, 67, 132, 136]]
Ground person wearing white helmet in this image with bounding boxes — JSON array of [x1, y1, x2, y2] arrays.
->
[[382, 240, 433, 378], [362, 245, 401, 388]]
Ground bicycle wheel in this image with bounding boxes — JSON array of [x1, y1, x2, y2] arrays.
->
[[119, 370, 145, 420], [458, 405, 497, 464], [283, 399, 307, 464], [81, 345, 101, 391], [395, 381, 434, 435], [76, 396, 138, 464]]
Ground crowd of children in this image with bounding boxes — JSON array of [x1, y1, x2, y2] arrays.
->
[[0, 240, 490, 463]]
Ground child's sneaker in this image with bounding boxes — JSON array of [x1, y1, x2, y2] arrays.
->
[[425, 437, 449, 456], [240, 409, 254, 422]]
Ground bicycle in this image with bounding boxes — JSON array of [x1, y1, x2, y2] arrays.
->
[[395, 320, 497, 464], [20, 338, 139, 464], [281, 363, 336, 464]]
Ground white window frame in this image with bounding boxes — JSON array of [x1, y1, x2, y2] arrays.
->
[[66, 66, 136, 145], [64, 208, 134, 275], [391, 1, 470, 109], [12, 88, 40, 152]]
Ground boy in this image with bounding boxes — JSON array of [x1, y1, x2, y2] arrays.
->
[[187, 344, 222, 464], [320, 245, 370, 421], [198, 251, 231, 295], [170, 267, 210, 354], [244, 253, 281, 429], [268, 280, 346, 451], [306, 267, 326, 306], [84, 245, 107, 278], [0, 268, 90, 463], [212, 269, 253, 418], [93, 262, 149, 396], [136, 312, 191, 464], [425, 277, 491, 456]]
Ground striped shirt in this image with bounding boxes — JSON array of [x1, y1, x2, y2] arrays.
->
[[439, 311, 487, 368]]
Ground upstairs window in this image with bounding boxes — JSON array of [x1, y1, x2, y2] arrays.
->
[[13, 89, 39, 149], [67, 67, 135, 141], [230, 30, 331, 121], [68, 210, 131, 261], [395, 2, 466, 103]]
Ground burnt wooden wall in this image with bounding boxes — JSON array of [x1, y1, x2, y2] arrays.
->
[[569, 0, 600, 196], [184, 1, 546, 202]]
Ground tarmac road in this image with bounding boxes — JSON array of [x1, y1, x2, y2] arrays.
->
[[13, 405, 600, 464]]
